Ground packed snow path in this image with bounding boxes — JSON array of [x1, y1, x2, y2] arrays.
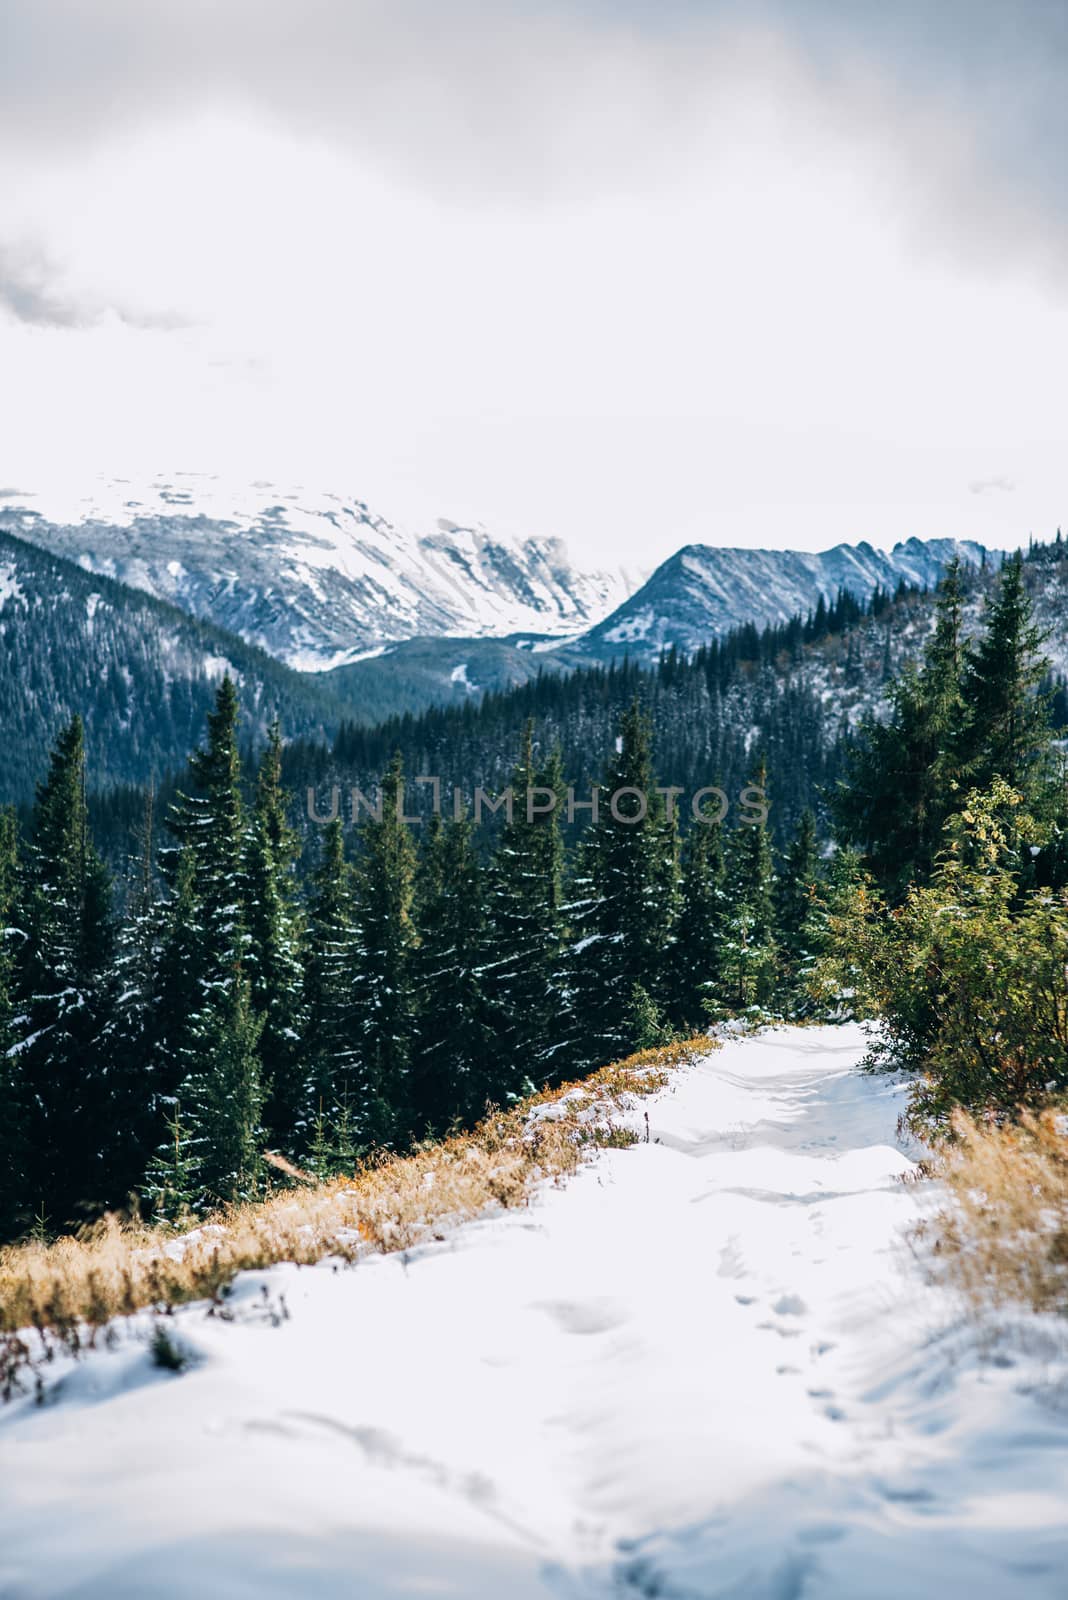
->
[[3, 1025, 1068, 1598]]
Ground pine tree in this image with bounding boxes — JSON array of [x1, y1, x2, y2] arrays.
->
[[154, 680, 266, 1211], [411, 811, 495, 1135], [775, 808, 822, 1014], [834, 561, 967, 896], [352, 754, 417, 1148], [154, 845, 207, 1109], [165, 675, 248, 980], [302, 817, 361, 1150], [8, 717, 118, 1231], [105, 788, 169, 1201], [674, 816, 728, 1031], [246, 722, 306, 1153], [0, 808, 26, 1239], [484, 728, 568, 1090], [569, 704, 680, 1067], [714, 763, 779, 1018], [958, 555, 1052, 799], [143, 1101, 199, 1226], [180, 976, 266, 1208]]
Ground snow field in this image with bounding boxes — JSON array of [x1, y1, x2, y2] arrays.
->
[[2, 1025, 1067, 1598]]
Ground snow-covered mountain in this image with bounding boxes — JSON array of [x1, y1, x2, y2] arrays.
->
[[577, 537, 988, 662], [0, 476, 632, 670]]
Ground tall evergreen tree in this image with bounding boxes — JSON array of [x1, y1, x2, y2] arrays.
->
[[246, 722, 306, 1153], [957, 555, 1052, 799], [302, 817, 361, 1155], [775, 808, 822, 1013], [165, 675, 248, 979], [714, 763, 779, 1017], [179, 976, 266, 1209], [411, 812, 495, 1135], [673, 815, 728, 1031], [154, 679, 266, 1210], [569, 704, 680, 1067], [8, 717, 118, 1231], [0, 808, 25, 1238], [353, 754, 418, 1148], [834, 561, 967, 896], [484, 728, 569, 1090]]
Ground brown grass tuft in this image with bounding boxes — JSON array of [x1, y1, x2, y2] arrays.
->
[[925, 1105, 1068, 1317], [0, 1036, 717, 1393]]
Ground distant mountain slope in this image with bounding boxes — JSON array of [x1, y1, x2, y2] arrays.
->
[[0, 529, 351, 805], [297, 543, 1068, 847], [0, 477, 631, 669], [575, 537, 987, 663]]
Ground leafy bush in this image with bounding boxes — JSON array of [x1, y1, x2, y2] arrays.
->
[[823, 782, 1068, 1131]]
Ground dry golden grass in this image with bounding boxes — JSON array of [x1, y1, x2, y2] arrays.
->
[[927, 1105, 1068, 1317], [0, 1036, 717, 1388]]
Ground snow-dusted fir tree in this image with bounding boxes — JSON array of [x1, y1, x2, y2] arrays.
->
[[484, 727, 568, 1093], [411, 811, 495, 1135], [568, 703, 680, 1068], [958, 554, 1052, 802], [715, 761, 779, 1018], [6, 716, 118, 1231], [158, 678, 266, 1209], [302, 816, 361, 1165], [673, 814, 728, 1032], [775, 808, 822, 1015], [0, 807, 25, 1239], [834, 562, 968, 897], [353, 754, 417, 1148], [245, 722, 306, 1154]]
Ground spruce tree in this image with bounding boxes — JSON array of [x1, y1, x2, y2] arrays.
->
[[154, 679, 266, 1211], [569, 704, 680, 1067], [9, 717, 118, 1231], [166, 675, 248, 979], [775, 808, 822, 1014], [715, 763, 779, 1017], [0, 808, 26, 1239], [180, 976, 266, 1208], [411, 812, 495, 1135], [958, 555, 1052, 799], [674, 815, 728, 1032], [353, 754, 417, 1148], [246, 722, 306, 1154], [834, 561, 967, 896], [302, 817, 361, 1156], [484, 728, 568, 1090]]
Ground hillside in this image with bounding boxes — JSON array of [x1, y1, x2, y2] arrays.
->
[[0, 477, 631, 669], [2, 1027, 1066, 1597], [305, 544, 1068, 848], [0, 529, 350, 804]]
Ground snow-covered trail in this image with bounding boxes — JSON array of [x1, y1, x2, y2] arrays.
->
[[3, 1025, 1068, 1598]]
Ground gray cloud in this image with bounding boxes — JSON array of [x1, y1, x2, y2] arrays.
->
[[0, 243, 190, 331], [0, 3, 1066, 274], [0, 245, 93, 328]]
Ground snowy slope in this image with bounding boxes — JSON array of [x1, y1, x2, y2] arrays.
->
[[2, 1027, 1067, 1598], [577, 537, 987, 663], [0, 476, 633, 669]]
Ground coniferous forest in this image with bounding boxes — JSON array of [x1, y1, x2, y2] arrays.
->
[[2, 549, 1065, 1244]]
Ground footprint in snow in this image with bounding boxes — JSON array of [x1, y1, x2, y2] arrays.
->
[[773, 1293, 808, 1317], [534, 1298, 630, 1336]]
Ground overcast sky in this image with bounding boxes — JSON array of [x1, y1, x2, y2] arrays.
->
[[0, 0, 1065, 571]]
